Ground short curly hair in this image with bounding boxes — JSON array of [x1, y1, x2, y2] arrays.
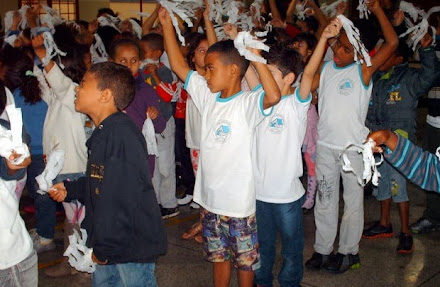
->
[[88, 62, 135, 110]]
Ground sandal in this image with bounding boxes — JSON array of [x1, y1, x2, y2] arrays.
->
[[182, 222, 202, 240], [194, 234, 203, 244]]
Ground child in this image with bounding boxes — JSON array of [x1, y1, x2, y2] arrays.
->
[[49, 62, 167, 286], [140, 32, 179, 218], [0, 84, 37, 287], [290, 32, 318, 64], [305, 0, 398, 273], [159, 6, 281, 286], [368, 129, 440, 193], [363, 36, 440, 253], [252, 21, 341, 287], [0, 46, 49, 252], [108, 37, 166, 177]]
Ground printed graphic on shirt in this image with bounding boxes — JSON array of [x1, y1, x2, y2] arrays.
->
[[338, 79, 354, 95], [212, 121, 232, 143], [268, 114, 286, 134], [387, 84, 402, 104], [317, 176, 334, 204], [90, 164, 104, 181]]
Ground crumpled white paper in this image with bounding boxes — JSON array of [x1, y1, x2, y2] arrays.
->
[[97, 14, 121, 32], [142, 116, 159, 157], [90, 33, 108, 64], [4, 11, 14, 34], [357, 0, 370, 19], [128, 19, 142, 39], [321, 0, 347, 18], [341, 139, 383, 186], [0, 105, 30, 165], [337, 15, 372, 67], [140, 58, 160, 70], [40, 5, 65, 34], [64, 229, 96, 273], [18, 5, 30, 30], [4, 34, 17, 47], [42, 31, 67, 68], [296, 0, 309, 20], [35, 149, 65, 195], [233, 31, 270, 64]]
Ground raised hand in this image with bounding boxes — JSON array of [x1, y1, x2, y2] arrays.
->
[[322, 18, 342, 40], [223, 23, 238, 40]]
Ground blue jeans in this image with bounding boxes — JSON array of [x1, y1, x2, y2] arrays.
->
[[26, 154, 57, 239], [92, 262, 157, 287], [0, 249, 38, 287], [373, 159, 408, 203], [255, 200, 304, 287]]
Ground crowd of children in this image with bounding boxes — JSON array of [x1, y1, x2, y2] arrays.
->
[[1, 0, 440, 286]]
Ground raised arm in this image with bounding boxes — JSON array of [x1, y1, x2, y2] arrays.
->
[[251, 55, 281, 109], [301, 18, 341, 99], [158, 7, 191, 82], [306, 0, 328, 38], [142, 4, 159, 36], [286, 0, 298, 23], [203, 1, 218, 46], [362, 0, 398, 85], [268, 0, 283, 21]]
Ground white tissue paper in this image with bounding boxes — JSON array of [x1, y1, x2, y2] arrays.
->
[[35, 149, 65, 195], [233, 31, 270, 64], [64, 229, 96, 273], [42, 31, 67, 68], [142, 116, 159, 157], [97, 14, 121, 32], [40, 5, 65, 34], [337, 14, 372, 67], [90, 33, 108, 64], [295, 0, 309, 20], [0, 105, 30, 165], [321, 0, 347, 18], [357, 0, 370, 19], [341, 139, 383, 186], [128, 19, 142, 39]]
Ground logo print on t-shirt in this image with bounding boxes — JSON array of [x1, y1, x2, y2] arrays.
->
[[213, 121, 232, 143], [338, 79, 354, 95], [268, 114, 285, 134]]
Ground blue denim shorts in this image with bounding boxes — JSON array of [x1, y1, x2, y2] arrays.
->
[[373, 159, 408, 202], [202, 210, 260, 271]]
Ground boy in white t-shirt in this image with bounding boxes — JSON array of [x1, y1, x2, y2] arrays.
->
[[305, 0, 398, 273], [252, 21, 341, 287], [158, 8, 281, 287]]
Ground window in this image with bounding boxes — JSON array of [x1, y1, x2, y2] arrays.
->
[[19, 0, 78, 21]]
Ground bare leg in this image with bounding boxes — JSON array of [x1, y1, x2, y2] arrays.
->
[[237, 269, 254, 287], [379, 198, 392, 227], [398, 201, 410, 234], [214, 261, 232, 287]]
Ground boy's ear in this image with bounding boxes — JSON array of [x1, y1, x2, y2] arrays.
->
[[100, 89, 114, 104], [230, 64, 240, 78], [283, 72, 296, 86]]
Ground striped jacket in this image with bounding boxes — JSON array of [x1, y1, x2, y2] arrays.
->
[[385, 134, 440, 192]]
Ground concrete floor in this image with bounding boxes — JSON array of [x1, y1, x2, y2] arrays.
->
[[22, 181, 440, 287]]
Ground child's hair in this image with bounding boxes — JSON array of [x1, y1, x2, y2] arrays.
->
[[394, 39, 412, 63], [262, 44, 302, 78], [429, 11, 440, 29], [97, 8, 118, 18], [109, 38, 141, 60], [0, 80, 6, 115], [207, 40, 250, 79], [140, 33, 165, 52], [77, 20, 89, 31], [88, 62, 135, 110], [97, 26, 121, 52], [184, 32, 207, 70], [58, 44, 88, 84], [290, 32, 318, 51], [0, 46, 41, 104], [54, 23, 79, 51], [264, 27, 292, 47], [351, 19, 379, 52], [299, 16, 320, 34]]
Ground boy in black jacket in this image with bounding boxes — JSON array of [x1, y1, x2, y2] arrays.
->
[[49, 62, 167, 286]]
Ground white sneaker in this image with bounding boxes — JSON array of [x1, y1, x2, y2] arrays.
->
[[30, 230, 56, 254], [178, 195, 193, 205], [189, 202, 200, 209]]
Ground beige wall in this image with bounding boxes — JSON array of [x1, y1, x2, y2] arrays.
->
[[0, 1, 18, 29], [78, 0, 109, 21]]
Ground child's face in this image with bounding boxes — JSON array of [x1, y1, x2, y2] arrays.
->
[[139, 42, 161, 61], [193, 40, 209, 74], [112, 45, 140, 76], [291, 40, 312, 62], [74, 72, 102, 114], [203, 52, 231, 93], [328, 32, 355, 67]]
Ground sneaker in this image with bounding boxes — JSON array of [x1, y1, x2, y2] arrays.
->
[[32, 233, 56, 254], [362, 221, 393, 239], [161, 207, 180, 219], [189, 201, 200, 209], [324, 253, 360, 274], [305, 252, 332, 270], [396, 233, 414, 254], [178, 195, 193, 205], [410, 217, 440, 234]]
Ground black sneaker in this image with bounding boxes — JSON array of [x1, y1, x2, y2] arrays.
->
[[396, 233, 414, 254], [362, 221, 393, 239], [305, 252, 331, 270], [324, 253, 360, 274], [161, 207, 180, 219], [410, 217, 440, 234]]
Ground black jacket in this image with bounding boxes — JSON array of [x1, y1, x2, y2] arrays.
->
[[64, 112, 167, 264]]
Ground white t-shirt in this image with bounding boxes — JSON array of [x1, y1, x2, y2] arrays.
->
[[185, 96, 201, 149], [0, 87, 15, 121], [184, 71, 270, 218], [253, 87, 311, 203], [317, 61, 372, 150]]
